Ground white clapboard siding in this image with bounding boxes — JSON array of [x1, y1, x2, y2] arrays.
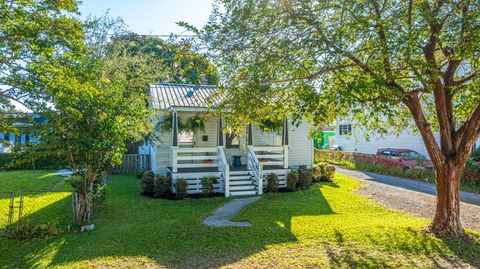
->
[[288, 121, 314, 168], [335, 127, 442, 159]]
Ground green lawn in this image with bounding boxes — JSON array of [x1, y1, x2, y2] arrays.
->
[[0, 170, 71, 191], [0, 171, 479, 268]]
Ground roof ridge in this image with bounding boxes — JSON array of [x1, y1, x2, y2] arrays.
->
[[152, 83, 218, 87]]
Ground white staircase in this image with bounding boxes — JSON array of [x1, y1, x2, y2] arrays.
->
[[228, 170, 257, 197]]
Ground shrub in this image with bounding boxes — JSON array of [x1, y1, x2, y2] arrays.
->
[[298, 168, 313, 190], [12, 220, 59, 239], [154, 175, 171, 198], [286, 171, 298, 191], [312, 164, 324, 182], [175, 178, 188, 199], [140, 171, 155, 196], [462, 159, 480, 185], [321, 164, 336, 182], [200, 176, 218, 197], [266, 173, 279, 193]]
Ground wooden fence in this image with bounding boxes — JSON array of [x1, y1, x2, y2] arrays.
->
[[112, 154, 150, 174]]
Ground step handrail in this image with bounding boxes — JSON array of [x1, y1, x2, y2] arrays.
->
[[218, 146, 230, 197], [247, 146, 263, 195]]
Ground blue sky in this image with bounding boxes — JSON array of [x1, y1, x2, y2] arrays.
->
[[79, 0, 215, 35]]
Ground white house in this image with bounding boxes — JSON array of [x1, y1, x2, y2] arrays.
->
[[335, 120, 480, 159], [146, 83, 314, 197], [0, 114, 45, 153]]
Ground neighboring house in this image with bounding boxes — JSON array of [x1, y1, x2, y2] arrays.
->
[[146, 83, 314, 197], [0, 114, 45, 153], [335, 119, 480, 159]]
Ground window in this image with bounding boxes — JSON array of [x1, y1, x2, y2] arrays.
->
[[25, 133, 30, 144], [226, 133, 239, 148], [3, 133, 9, 142], [338, 124, 352, 135]]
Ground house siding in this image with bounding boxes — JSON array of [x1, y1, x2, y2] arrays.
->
[[335, 120, 480, 158], [288, 121, 314, 167], [150, 112, 314, 172]]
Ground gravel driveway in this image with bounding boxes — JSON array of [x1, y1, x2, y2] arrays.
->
[[336, 167, 480, 232]]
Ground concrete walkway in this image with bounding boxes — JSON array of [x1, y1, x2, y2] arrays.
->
[[336, 167, 480, 205], [203, 197, 260, 227]]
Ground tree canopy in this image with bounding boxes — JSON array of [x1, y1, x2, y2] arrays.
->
[[116, 35, 219, 85], [198, 0, 480, 238], [0, 0, 85, 132]]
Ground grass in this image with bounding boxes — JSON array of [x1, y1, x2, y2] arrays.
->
[[0, 171, 479, 268], [320, 158, 480, 194], [0, 170, 71, 191], [0, 170, 74, 232]]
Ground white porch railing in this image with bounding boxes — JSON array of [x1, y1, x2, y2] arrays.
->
[[252, 146, 289, 168], [247, 146, 263, 195], [218, 147, 230, 197], [171, 147, 219, 172]]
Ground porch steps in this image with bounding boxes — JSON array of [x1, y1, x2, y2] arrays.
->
[[228, 170, 257, 197]]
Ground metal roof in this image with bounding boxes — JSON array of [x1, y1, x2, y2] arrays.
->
[[150, 83, 221, 110]]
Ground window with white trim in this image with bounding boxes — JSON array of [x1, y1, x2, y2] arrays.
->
[[338, 124, 352, 135]]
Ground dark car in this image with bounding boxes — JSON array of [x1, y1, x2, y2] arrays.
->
[[376, 148, 433, 170]]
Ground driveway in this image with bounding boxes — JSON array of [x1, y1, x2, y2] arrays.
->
[[336, 167, 480, 232]]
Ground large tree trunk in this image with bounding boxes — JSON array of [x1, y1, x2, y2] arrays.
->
[[431, 160, 464, 238]]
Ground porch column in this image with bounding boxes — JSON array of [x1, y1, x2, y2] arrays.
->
[[217, 117, 224, 147], [172, 111, 178, 147], [172, 111, 178, 172], [282, 117, 289, 168], [247, 123, 253, 146]]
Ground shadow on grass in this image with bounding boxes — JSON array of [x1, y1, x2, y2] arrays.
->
[[1, 178, 479, 268], [0, 178, 335, 268]]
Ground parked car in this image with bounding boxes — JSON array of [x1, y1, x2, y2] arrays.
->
[[376, 148, 433, 170]]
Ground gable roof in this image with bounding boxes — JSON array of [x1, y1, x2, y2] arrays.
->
[[150, 83, 221, 110]]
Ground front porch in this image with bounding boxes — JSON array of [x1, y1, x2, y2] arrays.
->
[[166, 111, 292, 196], [168, 145, 291, 197]]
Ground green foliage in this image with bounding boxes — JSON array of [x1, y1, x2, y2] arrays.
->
[[0, 0, 85, 130], [259, 119, 283, 134], [1, 144, 68, 171], [140, 171, 155, 196], [312, 165, 323, 182], [154, 175, 171, 198], [286, 171, 298, 191], [200, 176, 218, 197], [462, 159, 480, 186], [322, 165, 336, 182], [11, 220, 59, 240], [186, 114, 207, 132], [265, 173, 279, 193], [175, 178, 188, 200], [297, 169, 313, 190], [471, 148, 480, 162], [117, 34, 219, 85]]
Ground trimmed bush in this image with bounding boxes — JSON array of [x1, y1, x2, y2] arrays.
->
[[200, 176, 218, 197], [312, 164, 323, 182], [286, 171, 298, 191], [298, 169, 313, 190], [175, 178, 188, 200], [266, 173, 279, 193], [140, 171, 155, 196], [321, 164, 336, 182], [154, 175, 171, 198]]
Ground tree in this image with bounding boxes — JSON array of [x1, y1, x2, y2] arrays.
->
[[198, 0, 480, 238], [39, 16, 157, 222], [116, 34, 219, 85], [0, 0, 84, 132]]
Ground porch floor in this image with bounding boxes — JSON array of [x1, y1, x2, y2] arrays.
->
[[168, 165, 288, 174]]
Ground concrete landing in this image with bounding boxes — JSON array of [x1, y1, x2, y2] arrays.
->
[[203, 197, 260, 227]]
